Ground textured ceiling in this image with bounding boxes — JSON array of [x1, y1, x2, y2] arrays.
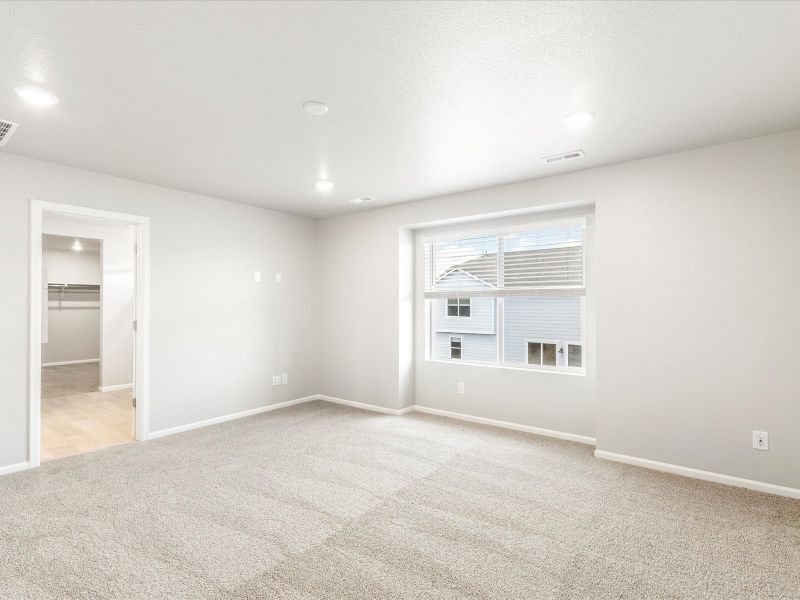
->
[[1, 1, 799, 217]]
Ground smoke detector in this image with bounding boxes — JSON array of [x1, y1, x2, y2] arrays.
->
[[0, 120, 19, 147], [542, 149, 585, 164]]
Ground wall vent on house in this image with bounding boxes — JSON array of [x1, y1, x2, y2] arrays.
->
[[541, 149, 585, 164], [0, 120, 20, 147]]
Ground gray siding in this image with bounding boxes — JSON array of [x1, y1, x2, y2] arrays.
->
[[432, 270, 582, 367], [503, 296, 583, 364], [434, 332, 497, 363], [432, 296, 496, 335]]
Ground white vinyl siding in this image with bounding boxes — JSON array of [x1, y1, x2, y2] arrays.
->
[[434, 332, 497, 363], [433, 296, 496, 335], [503, 296, 583, 364]]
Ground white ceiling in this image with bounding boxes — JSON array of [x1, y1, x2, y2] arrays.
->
[[2, 1, 799, 218], [43, 234, 100, 253]]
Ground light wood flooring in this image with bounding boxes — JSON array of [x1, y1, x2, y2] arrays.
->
[[41, 364, 134, 461]]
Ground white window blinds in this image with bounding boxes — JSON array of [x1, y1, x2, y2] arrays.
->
[[424, 220, 585, 298]]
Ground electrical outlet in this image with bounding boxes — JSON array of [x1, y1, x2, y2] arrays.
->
[[272, 375, 281, 386], [457, 382, 464, 394], [752, 430, 768, 450], [275, 272, 282, 284], [253, 270, 261, 283], [281, 373, 288, 385]]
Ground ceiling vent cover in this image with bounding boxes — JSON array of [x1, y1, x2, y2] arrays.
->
[[542, 149, 585, 164], [0, 120, 19, 147]]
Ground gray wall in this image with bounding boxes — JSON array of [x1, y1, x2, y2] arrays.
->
[[0, 153, 318, 469], [317, 130, 800, 490]]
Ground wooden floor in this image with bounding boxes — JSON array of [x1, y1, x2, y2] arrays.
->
[[41, 364, 134, 461]]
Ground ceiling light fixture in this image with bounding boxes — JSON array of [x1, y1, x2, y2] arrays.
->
[[315, 180, 334, 193], [349, 197, 373, 204], [15, 87, 60, 107], [562, 109, 595, 128], [71, 240, 83, 252], [303, 101, 328, 116]]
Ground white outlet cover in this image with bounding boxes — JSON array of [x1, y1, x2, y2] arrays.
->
[[253, 270, 261, 282], [275, 272, 282, 283], [752, 430, 769, 450], [272, 375, 281, 386], [457, 382, 464, 394]]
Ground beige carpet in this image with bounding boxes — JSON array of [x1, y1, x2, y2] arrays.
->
[[1, 401, 798, 599]]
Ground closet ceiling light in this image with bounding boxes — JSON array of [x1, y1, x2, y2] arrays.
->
[[303, 101, 328, 116]]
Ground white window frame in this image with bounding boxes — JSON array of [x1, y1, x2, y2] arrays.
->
[[449, 335, 462, 359], [566, 342, 583, 369], [422, 215, 589, 375], [446, 297, 471, 318], [521, 338, 584, 373]]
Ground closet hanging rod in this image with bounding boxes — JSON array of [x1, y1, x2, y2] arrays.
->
[[47, 283, 101, 291]]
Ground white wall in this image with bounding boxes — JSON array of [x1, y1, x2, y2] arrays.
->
[[43, 218, 136, 388], [42, 247, 101, 364], [0, 153, 318, 469], [317, 130, 800, 490]]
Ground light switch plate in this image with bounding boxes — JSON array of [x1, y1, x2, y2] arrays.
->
[[253, 271, 261, 283], [275, 272, 282, 284], [281, 373, 288, 385]]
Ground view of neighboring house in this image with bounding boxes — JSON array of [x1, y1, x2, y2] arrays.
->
[[432, 247, 584, 369]]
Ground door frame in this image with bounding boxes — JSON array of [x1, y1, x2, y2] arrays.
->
[[29, 199, 151, 468]]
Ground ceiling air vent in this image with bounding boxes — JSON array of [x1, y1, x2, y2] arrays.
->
[[0, 120, 19, 147], [542, 149, 585, 164]]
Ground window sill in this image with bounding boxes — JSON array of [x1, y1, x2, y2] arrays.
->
[[424, 358, 587, 377]]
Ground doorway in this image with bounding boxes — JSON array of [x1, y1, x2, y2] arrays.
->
[[29, 201, 150, 468]]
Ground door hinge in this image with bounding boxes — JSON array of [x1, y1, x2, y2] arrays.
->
[[133, 320, 138, 332], [132, 396, 137, 408], [133, 242, 138, 254]]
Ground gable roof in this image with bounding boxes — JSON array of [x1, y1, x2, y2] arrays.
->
[[437, 245, 583, 289]]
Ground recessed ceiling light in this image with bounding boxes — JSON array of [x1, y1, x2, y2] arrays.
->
[[349, 197, 373, 204], [303, 101, 328, 116], [563, 109, 595, 128], [15, 87, 60, 107], [71, 240, 83, 252], [315, 180, 334, 193]]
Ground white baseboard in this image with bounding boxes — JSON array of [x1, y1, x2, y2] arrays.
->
[[315, 394, 414, 416], [0, 461, 30, 476], [148, 395, 317, 440], [98, 383, 133, 392], [43, 358, 99, 367], [595, 450, 800, 500], [413, 405, 597, 445]]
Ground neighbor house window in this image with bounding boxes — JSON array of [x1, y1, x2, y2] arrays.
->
[[447, 298, 471, 317], [424, 218, 587, 372], [568, 344, 582, 368], [526, 341, 557, 367], [449, 336, 462, 359]]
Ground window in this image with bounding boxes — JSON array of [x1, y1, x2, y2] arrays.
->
[[568, 344, 582, 368], [447, 298, 470, 317], [527, 341, 557, 366], [449, 336, 462, 359], [424, 218, 587, 372]]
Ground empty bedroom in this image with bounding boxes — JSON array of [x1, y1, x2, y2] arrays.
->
[[0, 1, 798, 599]]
